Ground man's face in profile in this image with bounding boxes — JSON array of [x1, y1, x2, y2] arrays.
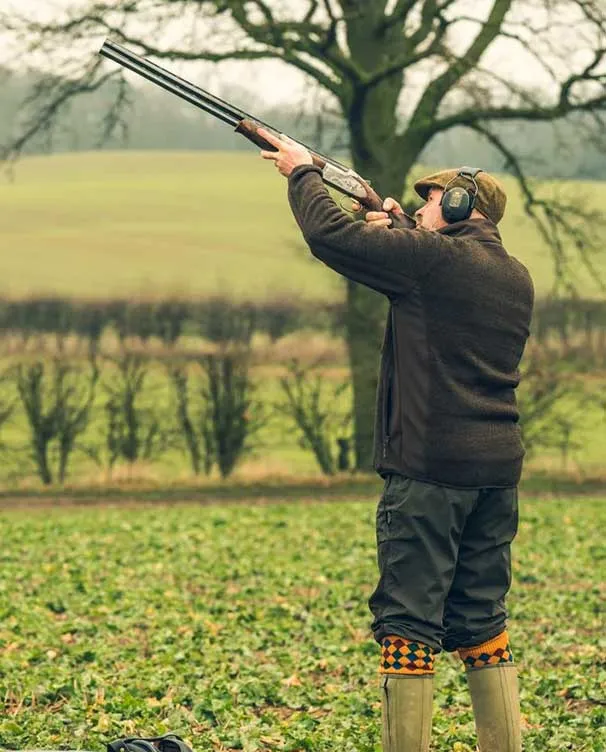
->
[[415, 188, 448, 231]]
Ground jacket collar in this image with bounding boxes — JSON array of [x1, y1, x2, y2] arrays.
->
[[438, 218, 502, 244]]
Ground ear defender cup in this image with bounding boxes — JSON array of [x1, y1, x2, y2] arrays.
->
[[440, 167, 483, 223]]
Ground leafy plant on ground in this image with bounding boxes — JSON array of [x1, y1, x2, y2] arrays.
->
[[0, 496, 603, 751]]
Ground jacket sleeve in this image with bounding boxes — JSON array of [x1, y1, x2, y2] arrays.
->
[[287, 164, 446, 296]]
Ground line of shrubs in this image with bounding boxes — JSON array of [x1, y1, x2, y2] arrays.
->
[[0, 349, 353, 486], [532, 298, 606, 350], [0, 339, 598, 487], [0, 296, 346, 345], [0, 295, 604, 350]]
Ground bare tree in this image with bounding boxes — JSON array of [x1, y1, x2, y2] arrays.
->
[[167, 361, 215, 476], [199, 349, 265, 479], [102, 351, 168, 472], [2, 0, 604, 469], [276, 359, 352, 475], [14, 355, 99, 484]]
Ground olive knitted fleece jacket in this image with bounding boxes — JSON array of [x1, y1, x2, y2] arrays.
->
[[287, 165, 534, 488]]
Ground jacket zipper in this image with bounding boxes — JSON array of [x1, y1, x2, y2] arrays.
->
[[383, 368, 392, 458], [383, 308, 394, 459]]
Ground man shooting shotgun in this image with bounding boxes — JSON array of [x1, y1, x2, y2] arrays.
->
[[100, 40, 534, 752], [259, 140, 534, 752]]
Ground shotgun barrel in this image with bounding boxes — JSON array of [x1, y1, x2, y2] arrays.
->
[[99, 40, 345, 168]]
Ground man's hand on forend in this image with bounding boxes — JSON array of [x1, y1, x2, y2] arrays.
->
[[258, 128, 313, 178]]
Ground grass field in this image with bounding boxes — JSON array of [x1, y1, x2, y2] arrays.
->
[[0, 496, 604, 751], [1, 151, 605, 300]]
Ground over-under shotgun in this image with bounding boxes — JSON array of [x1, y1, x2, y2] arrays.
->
[[99, 38, 413, 220]]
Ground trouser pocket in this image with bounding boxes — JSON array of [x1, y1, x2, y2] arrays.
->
[[376, 474, 414, 544]]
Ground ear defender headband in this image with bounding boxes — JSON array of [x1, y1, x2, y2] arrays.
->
[[440, 167, 483, 223]]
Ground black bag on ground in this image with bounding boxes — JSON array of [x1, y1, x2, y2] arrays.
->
[[107, 733, 193, 752]]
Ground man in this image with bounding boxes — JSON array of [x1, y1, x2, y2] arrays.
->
[[257, 128, 534, 752]]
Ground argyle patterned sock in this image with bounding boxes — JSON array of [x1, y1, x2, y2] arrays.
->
[[380, 635, 436, 675], [457, 631, 514, 670]]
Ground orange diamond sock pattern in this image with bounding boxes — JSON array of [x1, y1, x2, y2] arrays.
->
[[457, 631, 514, 670], [380, 635, 436, 675]]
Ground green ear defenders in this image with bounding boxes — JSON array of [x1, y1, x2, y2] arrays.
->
[[440, 167, 483, 223]]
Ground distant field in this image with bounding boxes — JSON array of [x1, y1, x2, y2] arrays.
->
[[1, 150, 604, 300]]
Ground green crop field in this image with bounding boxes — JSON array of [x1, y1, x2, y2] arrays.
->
[[0, 497, 604, 751], [1, 151, 604, 301]]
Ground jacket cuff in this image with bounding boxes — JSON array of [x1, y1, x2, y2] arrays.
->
[[288, 164, 323, 183]]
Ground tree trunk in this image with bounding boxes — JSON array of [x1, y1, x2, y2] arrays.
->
[[343, 138, 422, 470], [34, 440, 53, 485], [344, 278, 386, 469], [336, 6, 426, 469]]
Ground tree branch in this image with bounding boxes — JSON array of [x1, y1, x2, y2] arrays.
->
[[378, 0, 418, 32], [1, 60, 123, 163], [367, 8, 449, 86], [408, 0, 514, 132], [433, 67, 606, 133], [225, 0, 357, 86], [469, 121, 606, 295]]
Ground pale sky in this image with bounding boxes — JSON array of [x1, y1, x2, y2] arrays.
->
[[0, 0, 599, 112], [0, 0, 309, 106]]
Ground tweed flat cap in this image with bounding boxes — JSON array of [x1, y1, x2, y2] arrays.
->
[[414, 168, 507, 225]]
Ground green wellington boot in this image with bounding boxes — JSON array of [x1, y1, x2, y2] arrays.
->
[[381, 675, 433, 752], [466, 664, 522, 751]]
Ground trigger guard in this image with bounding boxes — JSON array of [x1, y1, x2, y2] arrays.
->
[[338, 195, 357, 214]]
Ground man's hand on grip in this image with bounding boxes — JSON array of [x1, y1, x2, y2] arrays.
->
[[352, 197, 405, 227]]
